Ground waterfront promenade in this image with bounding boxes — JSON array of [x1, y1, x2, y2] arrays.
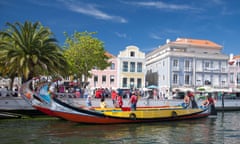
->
[[1, 96, 240, 112]]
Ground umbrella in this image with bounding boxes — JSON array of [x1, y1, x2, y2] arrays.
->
[[196, 86, 211, 91], [147, 85, 158, 89]]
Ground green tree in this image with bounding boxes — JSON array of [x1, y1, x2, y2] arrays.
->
[[0, 21, 68, 86], [64, 31, 110, 87]]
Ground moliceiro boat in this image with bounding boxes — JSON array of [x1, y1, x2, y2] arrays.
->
[[20, 80, 212, 124]]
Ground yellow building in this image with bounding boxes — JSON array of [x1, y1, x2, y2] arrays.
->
[[117, 45, 145, 89]]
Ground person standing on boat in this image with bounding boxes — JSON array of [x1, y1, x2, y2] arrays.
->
[[184, 91, 198, 108], [202, 93, 217, 115], [129, 91, 138, 111], [117, 94, 123, 108]]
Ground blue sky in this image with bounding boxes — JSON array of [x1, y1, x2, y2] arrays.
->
[[1, 0, 240, 56]]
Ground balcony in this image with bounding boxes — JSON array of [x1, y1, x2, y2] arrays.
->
[[172, 67, 180, 71], [184, 67, 192, 72]]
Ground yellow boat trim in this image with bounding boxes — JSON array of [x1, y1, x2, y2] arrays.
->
[[103, 109, 203, 119]]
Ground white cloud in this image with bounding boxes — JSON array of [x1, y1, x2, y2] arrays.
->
[[149, 33, 162, 40], [115, 32, 127, 38], [131, 1, 198, 11], [60, 0, 127, 23]]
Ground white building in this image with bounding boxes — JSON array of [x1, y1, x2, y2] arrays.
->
[[146, 38, 229, 98], [228, 54, 240, 93]]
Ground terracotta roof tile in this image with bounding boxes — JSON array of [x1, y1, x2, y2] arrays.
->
[[170, 38, 222, 49], [105, 52, 115, 58], [233, 55, 240, 60]]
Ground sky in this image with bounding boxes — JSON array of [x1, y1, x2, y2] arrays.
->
[[1, 0, 240, 56]]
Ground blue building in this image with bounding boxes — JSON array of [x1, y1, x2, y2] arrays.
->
[[146, 38, 229, 99]]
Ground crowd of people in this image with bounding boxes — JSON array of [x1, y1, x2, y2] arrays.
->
[[42, 80, 217, 112]]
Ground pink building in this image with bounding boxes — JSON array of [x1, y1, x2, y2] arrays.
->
[[88, 52, 118, 89]]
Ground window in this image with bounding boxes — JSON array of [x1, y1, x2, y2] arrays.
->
[[130, 78, 134, 88], [204, 80, 211, 85], [123, 61, 128, 72], [137, 62, 142, 72], [130, 51, 135, 57], [173, 74, 178, 84], [185, 74, 190, 85], [173, 59, 178, 67], [122, 78, 127, 87], [237, 61, 240, 67], [230, 73, 234, 83], [185, 60, 190, 68], [185, 60, 191, 71], [130, 62, 135, 72], [137, 78, 142, 88], [205, 62, 210, 68], [94, 76, 98, 82], [94, 75, 98, 86], [110, 62, 115, 70], [110, 75, 115, 84], [237, 73, 240, 84], [102, 75, 106, 84]]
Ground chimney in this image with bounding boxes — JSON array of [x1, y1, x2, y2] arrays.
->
[[166, 39, 170, 44], [230, 53, 234, 60]]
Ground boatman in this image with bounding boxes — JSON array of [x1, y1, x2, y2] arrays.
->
[[184, 91, 198, 108]]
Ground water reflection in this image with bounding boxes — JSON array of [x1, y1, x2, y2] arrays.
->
[[1, 112, 240, 144]]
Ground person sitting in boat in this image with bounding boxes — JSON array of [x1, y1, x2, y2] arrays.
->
[[129, 91, 138, 111], [184, 91, 198, 108], [100, 97, 107, 109], [202, 93, 217, 115]]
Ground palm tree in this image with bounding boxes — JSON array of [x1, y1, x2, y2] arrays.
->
[[0, 21, 68, 87]]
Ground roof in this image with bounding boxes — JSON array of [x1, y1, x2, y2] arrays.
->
[[170, 38, 222, 49], [233, 55, 240, 60], [105, 52, 115, 58]]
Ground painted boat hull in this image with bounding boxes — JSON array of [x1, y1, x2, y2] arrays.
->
[[20, 80, 210, 124], [47, 97, 210, 124]]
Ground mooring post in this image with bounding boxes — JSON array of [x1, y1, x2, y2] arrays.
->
[[221, 92, 224, 112]]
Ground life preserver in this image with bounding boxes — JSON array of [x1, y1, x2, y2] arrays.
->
[[129, 113, 136, 120], [172, 111, 178, 118]]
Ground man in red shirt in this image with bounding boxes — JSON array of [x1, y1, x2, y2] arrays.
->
[[129, 92, 138, 111], [117, 95, 123, 108], [111, 90, 117, 107]]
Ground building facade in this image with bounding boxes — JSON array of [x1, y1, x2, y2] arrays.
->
[[117, 45, 145, 89], [146, 38, 229, 98], [88, 53, 118, 89], [228, 54, 240, 93]]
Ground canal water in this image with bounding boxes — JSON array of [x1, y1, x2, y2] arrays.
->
[[1, 112, 240, 144]]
